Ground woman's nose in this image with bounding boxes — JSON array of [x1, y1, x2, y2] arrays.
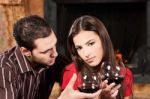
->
[[85, 54, 90, 58], [83, 49, 90, 58]]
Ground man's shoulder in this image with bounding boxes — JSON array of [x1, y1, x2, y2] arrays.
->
[[0, 47, 16, 59], [0, 47, 17, 69], [0, 47, 18, 80]]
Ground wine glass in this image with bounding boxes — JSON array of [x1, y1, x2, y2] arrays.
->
[[77, 72, 101, 93], [101, 61, 126, 85]]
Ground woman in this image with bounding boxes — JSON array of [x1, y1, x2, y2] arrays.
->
[[61, 15, 133, 99]]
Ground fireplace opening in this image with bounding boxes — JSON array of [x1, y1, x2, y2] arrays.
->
[[45, 1, 150, 82]]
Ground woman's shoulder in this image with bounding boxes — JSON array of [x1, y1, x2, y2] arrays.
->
[[124, 67, 133, 82], [125, 67, 133, 77], [65, 62, 77, 72]]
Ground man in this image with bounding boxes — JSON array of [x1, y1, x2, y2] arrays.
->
[[0, 15, 119, 99]]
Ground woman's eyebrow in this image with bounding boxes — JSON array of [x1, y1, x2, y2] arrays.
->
[[85, 39, 94, 45], [75, 45, 81, 48]]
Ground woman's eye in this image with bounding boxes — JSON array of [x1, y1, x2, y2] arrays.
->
[[76, 47, 82, 51], [88, 42, 95, 46]]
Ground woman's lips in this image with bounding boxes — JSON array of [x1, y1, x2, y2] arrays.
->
[[85, 57, 95, 63]]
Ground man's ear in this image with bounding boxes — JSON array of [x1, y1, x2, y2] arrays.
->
[[20, 47, 31, 57]]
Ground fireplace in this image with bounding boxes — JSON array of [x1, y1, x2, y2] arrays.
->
[[45, 0, 150, 82]]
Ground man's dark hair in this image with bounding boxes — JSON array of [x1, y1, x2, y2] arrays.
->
[[13, 15, 52, 51]]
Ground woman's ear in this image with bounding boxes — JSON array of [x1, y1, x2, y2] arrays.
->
[[20, 47, 31, 57]]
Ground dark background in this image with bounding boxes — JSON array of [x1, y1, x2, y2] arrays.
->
[[44, 0, 150, 83]]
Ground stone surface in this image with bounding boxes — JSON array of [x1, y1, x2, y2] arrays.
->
[[0, 0, 44, 53]]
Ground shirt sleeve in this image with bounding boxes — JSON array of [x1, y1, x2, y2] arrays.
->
[[61, 70, 75, 90], [0, 67, 17, 99], [123, 68, 133, 97]]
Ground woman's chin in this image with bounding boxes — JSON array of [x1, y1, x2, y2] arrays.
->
[[87, 62, 99, 67]]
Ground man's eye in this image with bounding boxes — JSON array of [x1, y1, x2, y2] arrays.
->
[[41, 49, 51, 54], [41, 51, 48, 54]]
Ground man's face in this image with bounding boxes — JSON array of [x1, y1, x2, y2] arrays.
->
[[31, 31, 58, 67]]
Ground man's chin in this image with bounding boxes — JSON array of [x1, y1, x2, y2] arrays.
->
[[47, 61, 55, 66], [35, 62, 54, 68]]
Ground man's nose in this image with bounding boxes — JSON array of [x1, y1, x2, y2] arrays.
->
[[51, 47, 58, 58]]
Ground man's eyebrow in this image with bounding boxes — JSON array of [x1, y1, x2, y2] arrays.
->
[[40, 48, 51, 53]]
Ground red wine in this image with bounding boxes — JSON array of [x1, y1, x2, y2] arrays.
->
[[106, 76, 124, 84], [78, 86, 100, 93]]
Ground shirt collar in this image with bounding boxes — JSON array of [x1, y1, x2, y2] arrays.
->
[[14, 46, 46, 75]]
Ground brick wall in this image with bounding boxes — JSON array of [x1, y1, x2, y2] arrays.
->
[[0, 0, 43, 53]]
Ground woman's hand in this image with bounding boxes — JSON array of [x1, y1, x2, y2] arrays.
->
[[58, 74, 102, 99], [100, 80, 121, 99]]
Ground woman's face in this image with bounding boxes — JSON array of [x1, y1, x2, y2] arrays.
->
[[73, 30, 103, 67]]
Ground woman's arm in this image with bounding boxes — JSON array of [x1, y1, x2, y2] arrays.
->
[[123, 68, 133, 99]]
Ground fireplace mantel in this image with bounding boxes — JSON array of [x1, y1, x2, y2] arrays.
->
[[56, 0, 146, 4]]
